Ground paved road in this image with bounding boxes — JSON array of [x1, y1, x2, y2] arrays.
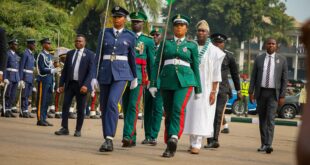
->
[[0, 117, 297, 165]]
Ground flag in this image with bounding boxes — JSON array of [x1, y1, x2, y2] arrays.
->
[[166, 0, 175, 5]]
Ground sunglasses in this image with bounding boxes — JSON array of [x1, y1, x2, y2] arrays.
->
[[197, 29, 206, 32], [152, 34, 160, 37]]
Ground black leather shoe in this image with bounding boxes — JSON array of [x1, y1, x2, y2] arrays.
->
[[44, 120, 53, 126], [47, 113, 54, 118], [149, 139, 158, 146], [20, 112, 34, 118], [257, 145, 267, 152], [55, 114, 61, 119], [162, 148, 174, 158], [122, 137, 135, 147], [221, 128, 230, 134], [69, 112, 76, 119], [204, 140, 220, 148], [55, 128, 69, 135], [5, 111, 16, 118], [141, 139, 151, 144], [31, 110, 37, 114], [11, 109, 18, 113], [90, 115, 100, 119], [167, 138, 178, 153], [99, 139, 113, 152], [37, 120, 48, 126], [74, 130, 81, 137], [265, 146, 273, 154]]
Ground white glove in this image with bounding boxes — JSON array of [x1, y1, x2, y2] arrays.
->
[[130, 78, 138, 90], [149, 87, 157, 98], [32, 87, 37, 92], [194, 93, 202, 100], [91, 79, 99, 91], [91, 91, 95, 97], [18, 80, 25, 89], [51, 67, 61, 74], [4, 79, 9, 85]]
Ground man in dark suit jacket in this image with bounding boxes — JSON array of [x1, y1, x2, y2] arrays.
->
[[249, 38, 288, 154], [0, 28, 7, 82], [55, 34, 95, 137]]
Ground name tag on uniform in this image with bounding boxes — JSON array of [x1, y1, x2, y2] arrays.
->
[[124, 41, 129, 46]]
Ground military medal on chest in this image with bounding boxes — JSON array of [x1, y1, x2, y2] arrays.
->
[[135, 41, 144, 54]]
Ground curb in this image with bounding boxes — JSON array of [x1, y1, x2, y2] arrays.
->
[[225, 116, 301, 127]]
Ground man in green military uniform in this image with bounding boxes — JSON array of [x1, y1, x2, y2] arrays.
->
[[122, 11, 155, 147], [149, 14, 202, 158], [142, 27, 164, 146]]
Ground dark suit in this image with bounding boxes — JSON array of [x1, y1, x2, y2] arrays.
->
[[249, 53, 288, 147], [59, 48, 95, 131], [0, 28, 7, 73]]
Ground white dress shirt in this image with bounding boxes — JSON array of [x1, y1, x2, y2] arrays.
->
[[113, 27, 124, 36], [72, 48, 84, 80], [174, 36, 185, 43], [261, 52, 275, 88]]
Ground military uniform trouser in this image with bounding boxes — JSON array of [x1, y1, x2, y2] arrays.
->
[[212, 93, 228, 142], [21, 82, 33, 112], [161, 87, 193, 143], [36, 81, 52, 122], [144, 89, 163, 140], [122, 84, 144, 142], [5, 82, 18, 111]]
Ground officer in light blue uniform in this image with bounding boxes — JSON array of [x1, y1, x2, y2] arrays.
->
[[36, 38, 59, 126], [2, 39, 20, 118], [19, 39, 36, 118], [94, 6, 137, 152]]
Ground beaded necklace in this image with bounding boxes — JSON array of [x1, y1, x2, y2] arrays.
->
[[197, 38, 211, 64]]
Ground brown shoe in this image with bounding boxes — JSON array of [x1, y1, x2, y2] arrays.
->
[[190, 148, 200, 154]]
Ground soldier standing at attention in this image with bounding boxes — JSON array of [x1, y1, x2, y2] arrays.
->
[[149, 14, 202, 158], [19, 39, 36, 118], [2, 39, 22, 118], [92, 6, 137, 152], [36, 38, 60, 126], [142, 27, 164, 146], [122, 11, 155, 147]]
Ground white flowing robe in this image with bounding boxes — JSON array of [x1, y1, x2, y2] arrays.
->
[[184, 43, 225, 137]]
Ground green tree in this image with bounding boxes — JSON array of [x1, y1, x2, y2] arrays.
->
[[0, 0, 76, 52]]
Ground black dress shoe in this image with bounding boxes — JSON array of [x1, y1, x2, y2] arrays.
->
[[162, 148, 174, 158], [69, 112, 76, 119], [204, 141, 220, 148], [37, 120, 48, 126], [5, 111, 16, 118], [99, 139, 113, 152], [31, 110, 37, 114], [55, 114, 61, 119], [167, 138, 178, 153], [11, 109, 18, 113], [141, 139, 151, 144], [20, 112, 34, 118], [221, 128, 230, 134], [90, 115, 100, 119], [122, 137, 134, 147], [74, 130, 81, 137], [149, 139, 158, 146], [44, 120, 53, 126], [265, 146, 273, 154], [47, 113, 54, 118], [55, 128, 69, 135], [257, 145, 267, 152]]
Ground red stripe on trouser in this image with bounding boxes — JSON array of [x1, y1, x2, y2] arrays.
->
[[164, 112, 168, 143], [177, 86, 193, 138], [55, 92, 60, 112], [130, 85, 143, 136], [91, 93, 96, 111]]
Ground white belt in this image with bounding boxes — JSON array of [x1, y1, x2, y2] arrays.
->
[[7, 68, 18, 72], [23, 69, 33, 74], [164, 59, 190, 67], [103, 55, 128, 61]]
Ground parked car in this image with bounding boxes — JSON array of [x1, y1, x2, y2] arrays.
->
[[277, 87, 301, 119]]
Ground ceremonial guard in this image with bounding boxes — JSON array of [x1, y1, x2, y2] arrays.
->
[[2, 39, 21, 118], [122, 11, 155, 147], [142, 27, 164, 146], [36, 38, 60, 126], [93, 6, 137, 152], [19, 39, 36, 118], [149, 14, 202, 158]]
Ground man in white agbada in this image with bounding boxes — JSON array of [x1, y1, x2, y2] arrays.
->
[[184, 20, 225, 154]]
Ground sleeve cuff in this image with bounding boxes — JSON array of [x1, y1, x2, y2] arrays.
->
[[0, 71, 3, 75]]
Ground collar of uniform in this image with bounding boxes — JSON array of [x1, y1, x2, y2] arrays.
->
[[266, 52, 275, 58], [10, 49, 15, 55], [174, 36, 185, 42], [113, 27, 124, 35], [76, 47, 85, 54], [27, 48, 32, 54], [136, 32, 142, 37], [43, 50, 49, 55]]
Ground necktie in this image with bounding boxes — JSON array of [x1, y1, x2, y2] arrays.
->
[[72, 49, 79, 66], [115, 31, 119, 37], [265, 55, 271, 88], [176, 39, 181, 45]]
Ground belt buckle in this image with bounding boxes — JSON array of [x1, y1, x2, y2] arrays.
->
[[110, 55, 116, 62], [174, 59, 180, 65]]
